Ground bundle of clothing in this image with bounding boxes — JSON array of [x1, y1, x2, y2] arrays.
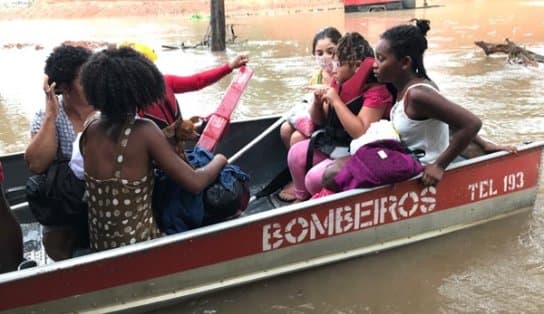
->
[[334, 120, 423, 191], [155, 146, 250, 234]]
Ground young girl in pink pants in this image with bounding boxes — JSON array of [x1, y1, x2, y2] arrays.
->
[[287, 32, 394, 201]]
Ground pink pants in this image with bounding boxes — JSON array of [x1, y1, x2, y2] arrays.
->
[[287, 139, 334, 200]]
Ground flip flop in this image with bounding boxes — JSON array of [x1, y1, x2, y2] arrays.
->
[[277, 182, 296, 202]]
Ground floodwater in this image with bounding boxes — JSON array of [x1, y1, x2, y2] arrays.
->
[[1, 0, 544, 312]]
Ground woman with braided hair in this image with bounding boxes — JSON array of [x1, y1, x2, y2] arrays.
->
[[373, 19, 481, 186], [286, 31, 394, 202]]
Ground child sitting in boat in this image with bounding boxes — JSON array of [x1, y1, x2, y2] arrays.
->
[[278, 26, 342, 202], [76, 47, 227, 252], [280, 27, 341, 148], [286, 32, 394, 202]]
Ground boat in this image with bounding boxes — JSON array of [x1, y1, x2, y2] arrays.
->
[[343, 0, 415, 13], [0, 115, 542, 313]]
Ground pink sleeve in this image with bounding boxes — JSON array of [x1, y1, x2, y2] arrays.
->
[[164, 63, 232, 93], [363, 84, 393, 109], [363, 84, 393, 119]]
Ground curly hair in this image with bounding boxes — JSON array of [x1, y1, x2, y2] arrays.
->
[[81, 47, 165, 123], [335, 32, 374, 66], [312, 27, 342, 55], [380, 19, 431, 80], [44, 44, 92, 87]]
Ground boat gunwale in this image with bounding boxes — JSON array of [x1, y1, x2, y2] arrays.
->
[[1, 140, 542, 285]]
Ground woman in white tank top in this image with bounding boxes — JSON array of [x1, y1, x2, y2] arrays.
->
[[373, 19, 482, 187], [389, 82, 449, 165]]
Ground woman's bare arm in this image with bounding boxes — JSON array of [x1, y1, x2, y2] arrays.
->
[[408, 86, 482, 185], [24, 79, 59, 173], [144, 121, 227, 194], [309, 89, 328, 126], [324, 84, 391, 139]]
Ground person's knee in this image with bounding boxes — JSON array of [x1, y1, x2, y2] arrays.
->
[[305, 159, 334, 195], [305, 171, 322, 195], [43, 228, 78, 261], [280, 122, 294, 147], [322, 157, 349, 192], [322, 164, 340, 192], [289, 131, 306, 147]]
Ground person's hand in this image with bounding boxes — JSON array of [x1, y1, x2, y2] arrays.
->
[[324, 88, 341, 108], [313, 88, 327, 107], [421, 164, 444, 186], [214, 153, 228, 166], [228, 54, 249, 69], [43, 75, 59, 118]]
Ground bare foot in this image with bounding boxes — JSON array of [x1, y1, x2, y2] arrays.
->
[[277, 181, 296, 202]]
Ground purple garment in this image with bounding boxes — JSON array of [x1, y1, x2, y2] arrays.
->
[[334, 140, 423, 191]]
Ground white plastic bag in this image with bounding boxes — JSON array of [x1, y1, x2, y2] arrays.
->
[[350, 120, 400, 155]]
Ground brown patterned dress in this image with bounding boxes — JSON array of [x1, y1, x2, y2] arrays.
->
[[83, 118, 161, 251]]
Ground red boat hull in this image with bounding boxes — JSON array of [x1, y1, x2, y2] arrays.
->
[[0, 140, 541, 313]]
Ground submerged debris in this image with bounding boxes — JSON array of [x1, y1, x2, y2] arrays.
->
[[475, 38, 543, 66]]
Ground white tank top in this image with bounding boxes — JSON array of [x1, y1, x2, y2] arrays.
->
[[390, 83, 449, 165]]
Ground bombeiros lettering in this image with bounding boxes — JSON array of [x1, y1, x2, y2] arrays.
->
[[262, 187, 436, 251]]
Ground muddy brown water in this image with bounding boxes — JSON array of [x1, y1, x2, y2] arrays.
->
[[1, 0, 544, 312]]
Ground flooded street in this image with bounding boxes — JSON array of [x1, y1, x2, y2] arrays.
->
[[1, 0, 544, 312]]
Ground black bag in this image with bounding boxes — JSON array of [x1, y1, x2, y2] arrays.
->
[[25, 157, 88, 226], [203, 179, 249, 225]]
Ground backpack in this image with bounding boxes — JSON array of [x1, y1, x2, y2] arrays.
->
[[203, 177, 249, 225], [334, 140, 423, 191], [25, 155, 88, 227]]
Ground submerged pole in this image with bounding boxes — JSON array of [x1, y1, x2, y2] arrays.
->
[[210, 0, 226, 51]]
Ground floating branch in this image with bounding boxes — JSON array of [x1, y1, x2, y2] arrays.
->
[[475, 38, 543, 66]]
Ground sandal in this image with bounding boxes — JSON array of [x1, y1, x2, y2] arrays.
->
[[277, 182, 296, 202]]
